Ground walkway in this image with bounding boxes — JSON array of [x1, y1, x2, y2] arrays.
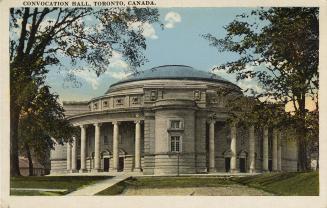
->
[[67, 175, 129, 196]]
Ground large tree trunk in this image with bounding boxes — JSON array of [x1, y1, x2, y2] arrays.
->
[[10, 107, 21, 176], [297, 134, 308, 171], [24, 142, 34, 176], [297, 94, 309, 171]]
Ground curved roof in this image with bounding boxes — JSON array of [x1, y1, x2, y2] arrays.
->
[[109, 65, 233, 87]]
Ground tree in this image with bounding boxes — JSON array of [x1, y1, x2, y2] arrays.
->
[[203, 8, 319, 170], [18, 84, 76, 175], [10, 7, 159, 176]]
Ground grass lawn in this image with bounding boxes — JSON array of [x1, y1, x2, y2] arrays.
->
[[11, 176, 112, 196], [232, 171, 319, 196], [96, 176, 236, 195], [97, 172, 319, 196]]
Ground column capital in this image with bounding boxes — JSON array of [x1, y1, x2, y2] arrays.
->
[[80, 124, 87, 129], [134, 120, 143, 124], [272, 128, 279, 134], [112, 121, 121, 125], [230, 121, 237, 128], [249, 125, 255, 129], [207, 119, 216, 124], [93, 123, 102, 127]]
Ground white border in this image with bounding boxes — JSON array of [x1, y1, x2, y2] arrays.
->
[[0, 1, 326, 208]]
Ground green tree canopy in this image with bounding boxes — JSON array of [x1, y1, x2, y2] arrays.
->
[[204, 7, 319, 170], [10, 7, 160, 176]]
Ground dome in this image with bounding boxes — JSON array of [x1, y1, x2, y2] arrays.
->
[[109, 65, 233, 87]]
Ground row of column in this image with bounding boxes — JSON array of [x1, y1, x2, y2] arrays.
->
[[208, 121, 283, 173], [66, 120, 142, 173]]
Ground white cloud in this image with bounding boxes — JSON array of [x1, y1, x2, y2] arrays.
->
[[142, 22, 158, 39], [164, 12, 181, 29], [74, 70, 100, 90], [129, 22, 158, 39], [101, 51, 131, 80], [110, 71, 130, 80], [109, 51, 129, 68]]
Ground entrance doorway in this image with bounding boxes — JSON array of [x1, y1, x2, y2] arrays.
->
[[77, 159, 81, 170], [118, 157, 124, 172], [268, 159, 272, 172], [239, 158, 246, 173], [103, 158, 109, 172], [225, 157, 231, 172]]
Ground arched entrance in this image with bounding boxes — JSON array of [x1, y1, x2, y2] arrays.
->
[[223, 149, 232, 172], [118, 148, 127, 172], [238, 150, 248, 173], [101, 149, 111, 172]]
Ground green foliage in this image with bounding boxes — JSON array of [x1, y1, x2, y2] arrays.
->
[[204, 7, 319, 170], [203, 7, 318, 111], [9, 7, 160, 176]]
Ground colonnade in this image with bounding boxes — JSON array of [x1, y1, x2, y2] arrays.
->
[[208, 121, 283, 173], [66, 119, 283, 174], [66, 120, 142, 173]]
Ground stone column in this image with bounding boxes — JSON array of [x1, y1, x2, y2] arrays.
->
[[66, 141, 72, 172], [208, 120, 216, 172], [93, 123, 102, 172], [230, 123, 238, 173], [272, 129, 278, 171], [80, 125, 87, 173], [71, 136, 77, 172], [249, 125, 256, 173], [112, 121, 120, 171], [262, 127, 269, 172], [134, 120, 142, 172], [277, 130, 282, 171]]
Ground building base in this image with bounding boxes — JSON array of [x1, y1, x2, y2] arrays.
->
[[208, 168, 217, 173], [79, 169, 88, 173], [133, 168, 142, 172], [109, 168, 118, 172], [230, 169, 239, 174], [249, 169, 256, 173], [91, 169, 103, 173]]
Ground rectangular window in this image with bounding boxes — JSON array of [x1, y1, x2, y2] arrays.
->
[[170, 120, 181, 129], [171, 136, 181, 152], [104, 136, 108, 145], [150, 90, 157, 101], [115, 98, 124, 106], [132, 97, 139, 104], [194, 90, 201, 100]]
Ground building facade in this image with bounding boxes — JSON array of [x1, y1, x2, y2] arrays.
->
[[50, 65, 298, 175]]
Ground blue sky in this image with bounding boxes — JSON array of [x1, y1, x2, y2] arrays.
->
[[45, 7, 260, 102]]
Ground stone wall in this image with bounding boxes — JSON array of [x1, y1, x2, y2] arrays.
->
[[194, 111, 207, 173], [154, 108, 196, 175]]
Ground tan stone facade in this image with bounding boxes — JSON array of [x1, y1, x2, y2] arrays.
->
[[50, 65, 298, 175]]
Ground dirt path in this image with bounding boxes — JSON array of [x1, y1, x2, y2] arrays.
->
[[121, 184, 273, 196]]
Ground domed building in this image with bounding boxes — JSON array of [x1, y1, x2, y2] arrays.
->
[[50, 65, 298, 175]]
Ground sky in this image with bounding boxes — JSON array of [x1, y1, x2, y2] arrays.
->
[[45, 7, 261, 102]]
